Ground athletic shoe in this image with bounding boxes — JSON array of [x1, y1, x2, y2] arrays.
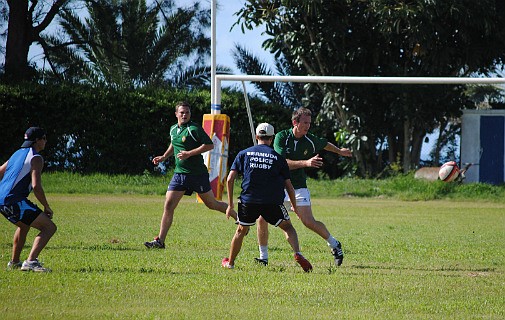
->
[[6, 261, 22, 271], [254, 257, 268, 266], [331, 241, 344, 266], [20, 259, 51, 272], [221, 258, 234, 269], [144, 237, 165, 249], [294, 253, 313, 272]]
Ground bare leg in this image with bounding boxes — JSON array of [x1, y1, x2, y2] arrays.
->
[[12, 223, 30, 262], [199, 190, 237, 220], [158, 190, 185, 243], [228, 225, 249, 266], [277, 220, 300, 253], [256, 216, 269, 246], [296, 205, 331, 240], [25, 213, 57, 261]]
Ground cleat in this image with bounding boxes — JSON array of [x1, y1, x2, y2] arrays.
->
[[254, 257, 268, 266], [294, 253, 313, 272], [221, 258, 234, 269], [144, 236, 165, 249], [331, 241, 344, 266], [20, 259, 51, 272], [6, 261, 22, 271]]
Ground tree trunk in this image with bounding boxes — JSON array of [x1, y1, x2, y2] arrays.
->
[[410, 127, 425, 168], [4, 0, 32, 82], [402, 118, 411, 172]]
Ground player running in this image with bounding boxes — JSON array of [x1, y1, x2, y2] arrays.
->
[[255, 107, 352, 267]]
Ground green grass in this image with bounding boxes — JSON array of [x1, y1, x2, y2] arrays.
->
[[1, 173, 504, 319], [43, 171, 505, 201]]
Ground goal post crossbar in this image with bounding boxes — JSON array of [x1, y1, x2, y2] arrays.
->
[[216, 74, 505, 84], [211, 74, 505, 114]]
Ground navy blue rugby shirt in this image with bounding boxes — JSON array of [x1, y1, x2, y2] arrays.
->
[[230, 144, 290, 205]]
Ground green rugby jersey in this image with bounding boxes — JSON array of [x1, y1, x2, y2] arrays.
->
[[169, 121, 213, 175], [273, 128, 327, 189]]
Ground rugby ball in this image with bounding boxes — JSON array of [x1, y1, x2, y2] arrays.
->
[[438, 161, 460, 182]]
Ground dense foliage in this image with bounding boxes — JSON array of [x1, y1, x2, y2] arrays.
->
[[0, 83, 291, 174], [234, 0, 505, 175]]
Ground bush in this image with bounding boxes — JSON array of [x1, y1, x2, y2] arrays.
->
[[0, 83, 292, 174]]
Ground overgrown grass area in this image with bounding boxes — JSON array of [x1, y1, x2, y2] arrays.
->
[[43, 171, 505, 202], [1, 173, 504, 319]]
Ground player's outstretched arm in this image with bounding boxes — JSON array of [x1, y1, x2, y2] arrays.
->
[[324, 142, 352, 157], [153, 144, 174, 165]]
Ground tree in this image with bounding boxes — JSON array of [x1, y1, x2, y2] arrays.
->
[[43, 0, 224, 88], [234, 0, 505, 176], [233, 44, 304, 109], [1, 0, 71, 83]]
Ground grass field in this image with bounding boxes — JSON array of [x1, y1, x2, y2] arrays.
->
[[1, 174, 504, 319]]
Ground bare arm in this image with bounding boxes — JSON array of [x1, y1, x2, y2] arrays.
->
[[284, 179, 298, 214], [177, 143, 214, 160], [152, 144, 174, 165], [0, 161, 7, 181], [286, 142, 351, 170], [31, 156, 53, 219], [226, 170, 238, 219], [286, 155, 324, 170], [324, 142, 352, 157]]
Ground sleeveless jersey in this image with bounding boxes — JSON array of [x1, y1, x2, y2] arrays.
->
[[0, 148, 41, 205]]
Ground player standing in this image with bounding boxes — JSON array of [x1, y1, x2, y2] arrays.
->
[[222, 123, 312, 272], [0, 127, 56, 272]]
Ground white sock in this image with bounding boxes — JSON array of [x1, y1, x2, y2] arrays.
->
[[259, 245, 268, 260], [326, 235, 339, 249]]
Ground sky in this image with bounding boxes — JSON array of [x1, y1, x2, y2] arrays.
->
[[20, 0, 272, 91], [18, 0, 437, 160], [210, 0, 274, 89]]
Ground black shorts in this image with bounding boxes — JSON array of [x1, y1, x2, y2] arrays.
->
[[168, 172, 212, 196], [1, 199, 42, 225], [237, 202, 290, 227]]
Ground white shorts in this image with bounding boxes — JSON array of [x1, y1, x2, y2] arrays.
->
[[284, 188, 311, 209]]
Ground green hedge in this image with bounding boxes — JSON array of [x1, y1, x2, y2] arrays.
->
[[0, 83, 292, 174]]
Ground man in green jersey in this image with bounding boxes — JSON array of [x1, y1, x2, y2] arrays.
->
[[255, 107, 352, 266], [145, 102, 237, 249]]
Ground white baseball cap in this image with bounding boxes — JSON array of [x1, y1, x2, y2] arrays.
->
[[255, 123, 275, 137]]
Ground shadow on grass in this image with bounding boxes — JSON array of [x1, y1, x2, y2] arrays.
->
[[341, 264, 496, 275]]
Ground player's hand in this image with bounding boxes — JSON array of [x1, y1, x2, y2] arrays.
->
[[44, 206, 54, 219], [338, 148, 352, 157], [292, 205, 299, 217], [225, 206, 234, 220], [177, 151, 189, 160], [307, 154, 324, 168], [152, 156, 164, 165]]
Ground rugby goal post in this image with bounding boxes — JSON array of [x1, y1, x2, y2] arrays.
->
[[203, 0, 505, 199]]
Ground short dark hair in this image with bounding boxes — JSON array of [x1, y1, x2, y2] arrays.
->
[[257, 135, 273, 142], [292, 107, 312, 122], [176, 101, 191, 112]]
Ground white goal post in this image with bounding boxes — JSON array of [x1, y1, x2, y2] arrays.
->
[[211, 74, 505, 114]]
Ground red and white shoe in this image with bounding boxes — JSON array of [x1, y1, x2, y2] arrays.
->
[[294, 253, 313, 272], [221, 258, 234, 269]]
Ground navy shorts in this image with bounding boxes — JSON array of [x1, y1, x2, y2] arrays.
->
[[168, 172, 212, 196], [1, 199, 42, 225], [237, 202, 290, 227]]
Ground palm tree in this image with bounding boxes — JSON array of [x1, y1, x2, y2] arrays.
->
[[232, 43, 304, 109], [42, 0, 226, 88]]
